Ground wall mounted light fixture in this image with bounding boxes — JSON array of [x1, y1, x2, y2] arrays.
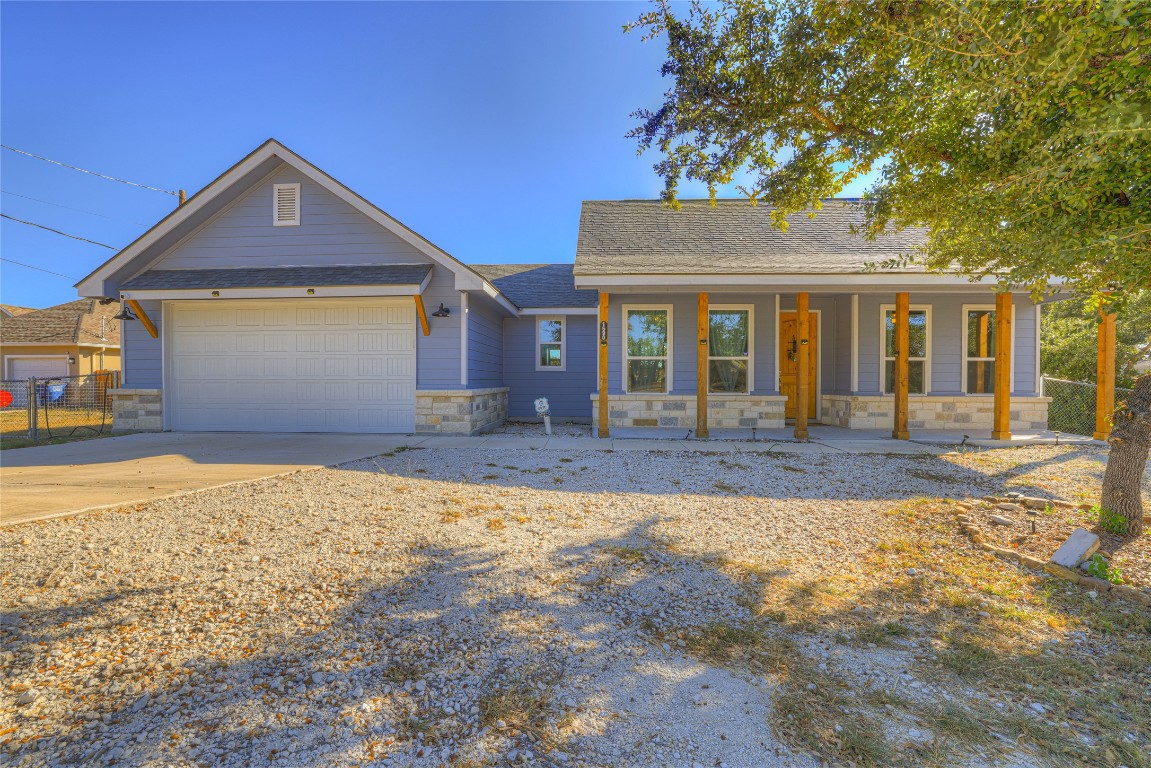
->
[[431, 303, 450, 317]]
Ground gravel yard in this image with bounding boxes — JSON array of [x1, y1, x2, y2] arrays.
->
[[2, 444, 1148, 768]]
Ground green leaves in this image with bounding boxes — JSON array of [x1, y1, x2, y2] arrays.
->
[[630, 0, 1151, 296]]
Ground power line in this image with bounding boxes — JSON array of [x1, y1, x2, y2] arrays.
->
[[1, 189, 151, 226], [0, 257, 78, 280], [0, 213, 117, 249], [1, 144, 179, 197]]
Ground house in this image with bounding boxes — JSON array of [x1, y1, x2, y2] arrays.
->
[[75, 139, 1051, 437], [0, 299, 121, 382], [1, 304, 37, 318]]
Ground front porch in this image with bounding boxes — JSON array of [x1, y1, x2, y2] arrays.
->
[[588, 287, 1117, 443]]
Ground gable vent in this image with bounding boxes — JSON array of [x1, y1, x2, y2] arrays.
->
[[273, 183, 301, 226]]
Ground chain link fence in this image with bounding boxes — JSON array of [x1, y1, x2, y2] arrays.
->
[[1040, 376, 1132, 437], [0, 371, 119, 440]]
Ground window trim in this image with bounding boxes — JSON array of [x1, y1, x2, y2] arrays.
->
[[272, 182, 301, 227], [535, 315, 566, 372], [708, 304, 754, 394], [879, 304, 932, 395], [960, 303, 1015, 396], [622, 304, 673, 394]]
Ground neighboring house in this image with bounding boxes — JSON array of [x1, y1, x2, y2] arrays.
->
[[1, 304, 37, 318], [0, 299, 121, 382], [76, 139, 1049, 435]]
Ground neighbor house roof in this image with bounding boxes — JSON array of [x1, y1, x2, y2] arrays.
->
[[0, 299, 120, 346], [0, 304, 36, 318], [471, 264, 596, 309], [574, 199, 929, 275], [122, 265, 433, 291]]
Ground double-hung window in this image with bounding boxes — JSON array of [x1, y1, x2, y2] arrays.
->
[[963, 306, 1001, 394], [882, 306, 930, 394], [708, 307, 752, 393], [624, 306, 671, 393], [536, 316, 565, 370]]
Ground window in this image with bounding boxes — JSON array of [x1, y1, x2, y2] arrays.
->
[[536, 316, 565, 370], [709, 307, 751, 393], [273, 183, 301, 226], [881, 306, 930, 394], [624, 306, 671, 393], [962, 306, 1010, 394]]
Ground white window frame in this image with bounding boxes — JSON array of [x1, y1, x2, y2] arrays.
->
[[272, 182, 301, 227], [708, 304, 754, 394], [622, 304, 673, 394], [879, 304, 932, 395], [961, 303, 1015, 396], [535, 315, 566, 372]]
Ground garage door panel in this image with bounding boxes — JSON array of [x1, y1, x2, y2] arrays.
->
[[296, 308, 323, 326], [169, 299, 416, 433], [387, 357, 413, 377]]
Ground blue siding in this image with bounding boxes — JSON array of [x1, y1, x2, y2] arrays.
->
[[467, 296, 504, 388], [503, 315, 596, 418], [606, 294, 779, 396], [154, 164, 432, 270], [416, 271, 464, 389], [855, 292, 1038, 395], [123, 299, 163, 389]]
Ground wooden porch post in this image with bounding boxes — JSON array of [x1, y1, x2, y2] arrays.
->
[[696, 292, 709, 438], [892, 292, 910, 440], [598, 291, 610, 438], [991, 291, 1013, 440], [794, 292, 810, 440], [1093, 303, 1117, 440]]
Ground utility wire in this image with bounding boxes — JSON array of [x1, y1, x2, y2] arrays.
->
[[1, 189, 151, 226], [0, 257, 78, 280], [1, 144, 179, 196], [0, 213, 117, 249]]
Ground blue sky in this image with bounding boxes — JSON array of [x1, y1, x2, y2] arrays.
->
[[1, 1, 877, 309]]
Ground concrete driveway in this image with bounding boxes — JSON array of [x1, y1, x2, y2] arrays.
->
[[0, 432, 411, 525]]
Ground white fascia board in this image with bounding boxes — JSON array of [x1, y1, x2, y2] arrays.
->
[[77, 140, 512, 308], [519, 307, 598, 315], [76, 144, 286, 298], [574, 273, 1011, 292], [120, 285, 424, 301], [477, 281, 520, 315]]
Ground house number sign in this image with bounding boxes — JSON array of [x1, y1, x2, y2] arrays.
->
[[599, 321, 608, 345]]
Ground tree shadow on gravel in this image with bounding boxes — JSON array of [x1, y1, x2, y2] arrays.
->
[[5, 544, 585, 767]]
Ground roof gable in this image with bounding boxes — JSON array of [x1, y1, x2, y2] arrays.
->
[[76, 139, 506, 304]]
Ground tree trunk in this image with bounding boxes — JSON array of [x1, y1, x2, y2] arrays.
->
[[1100, 373, 1151, 537]]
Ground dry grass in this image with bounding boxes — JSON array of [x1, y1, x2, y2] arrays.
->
[[686, 498, 1151, 768]]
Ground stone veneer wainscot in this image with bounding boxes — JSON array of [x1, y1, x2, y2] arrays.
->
[[109, 388, 164, 432], [416, 388, 509, 435], [821, 394, 1051, 431], [591, 394, 787, 434]]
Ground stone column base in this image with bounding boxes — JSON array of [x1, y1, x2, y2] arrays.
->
[[109, 388, 163, 432], [416, 388, 509, 435], [590, 393, 787, 433], [821, 394, 1051, 431]]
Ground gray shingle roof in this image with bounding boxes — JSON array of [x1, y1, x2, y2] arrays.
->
[[0, 299, 120, 345], [471, 264, 596, 308], [121, 265, 432, 290], [574, 199, 929, 275]]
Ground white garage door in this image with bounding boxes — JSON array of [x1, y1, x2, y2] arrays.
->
[[8, 357, 69, 381], [168, 299, 416, 433]]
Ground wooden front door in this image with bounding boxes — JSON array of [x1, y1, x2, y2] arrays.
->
[[779, 312, 818, 420]]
